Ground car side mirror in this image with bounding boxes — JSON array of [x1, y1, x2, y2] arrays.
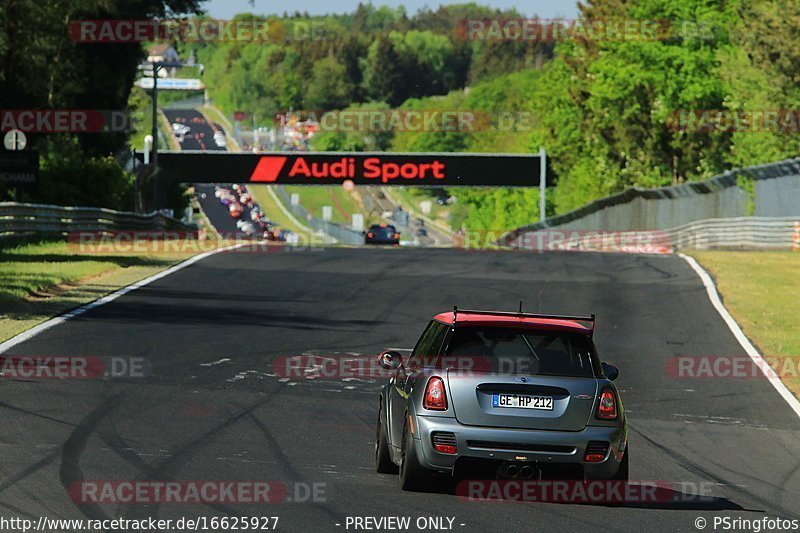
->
[[377, 350, 403, 371], [601, 362, 619, 381]]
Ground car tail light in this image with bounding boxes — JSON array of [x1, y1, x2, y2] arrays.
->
[[367, 232, 373, 238], [394, 233, 400, 239], [423, 377, 447, 411], [597, 389, 617, 420]]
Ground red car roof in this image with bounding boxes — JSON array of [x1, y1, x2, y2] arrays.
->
[[433, 311, 591, 335]]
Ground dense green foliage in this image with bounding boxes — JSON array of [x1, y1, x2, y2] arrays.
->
[[0, 0, 201, 209], [4, 0, 800, 230], [195, 4, 551, 119], [312, 0, 800, 230], [523, 0, 800, 219]]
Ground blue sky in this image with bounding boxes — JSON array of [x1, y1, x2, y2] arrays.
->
[[200, 0, 579, 19]]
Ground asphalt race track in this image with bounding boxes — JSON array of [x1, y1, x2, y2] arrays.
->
[[1, 248, 798, 532], [162, 109, 226, 152], [194, 184, 254, 237]]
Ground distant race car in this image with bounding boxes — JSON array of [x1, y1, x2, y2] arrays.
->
[[213, 131, 227, 148], [229, 202, 243, 218], [172, 123, 190, 135], [365, 224, 400, 245], [264, 226, 287, 242], [240, 221, 257, 236], [374, 308, 627, 491]]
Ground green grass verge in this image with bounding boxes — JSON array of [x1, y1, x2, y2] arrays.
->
[[689, 251, 800, 397], [0, 238, 202, 342], [390, 188, 452, 230], [283, 186, 362, 225], [248, 185, 312, 236]]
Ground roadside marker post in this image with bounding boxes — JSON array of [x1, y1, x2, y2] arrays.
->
[[539, 147, 546, 223], [793, 221, 799, 252]]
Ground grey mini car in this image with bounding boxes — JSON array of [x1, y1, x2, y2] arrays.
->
[[375, 307, 628, 491]]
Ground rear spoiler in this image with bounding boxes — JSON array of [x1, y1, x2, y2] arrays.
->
[[452, 305, 596, 337]]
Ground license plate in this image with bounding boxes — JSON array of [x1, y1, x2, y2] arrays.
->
[[492, 393, 553, 410]]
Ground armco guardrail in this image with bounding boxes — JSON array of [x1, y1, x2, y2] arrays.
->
[[502, 216, 799, 252], [0, 202, 191, 237], [272, 186, 364, 245], [666, 216, 799, 250], [503, 157, 800, 242]]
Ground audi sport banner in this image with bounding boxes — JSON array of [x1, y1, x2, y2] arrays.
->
[[152, 151, 546, 187]]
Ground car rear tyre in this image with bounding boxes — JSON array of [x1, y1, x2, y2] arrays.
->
[[612, 445, 629, 481], [375, 404, 398, 474], [399, 421, 431, 491]]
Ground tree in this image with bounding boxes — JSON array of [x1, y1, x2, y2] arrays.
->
[[362, 36, 407, 106], [305, 55, 353, 110], [0, 0, 202, 207]]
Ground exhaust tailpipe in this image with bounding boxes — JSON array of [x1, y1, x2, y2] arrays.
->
[[499, 462, 540, 480]]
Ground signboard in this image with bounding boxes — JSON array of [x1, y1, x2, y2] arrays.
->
[[4, 129, 27, 150], [0, 150, 38, 185], [136, 78, 205, 91], [152, 151, 545, 187]]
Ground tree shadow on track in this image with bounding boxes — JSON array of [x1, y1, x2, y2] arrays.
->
[[68, 301, 380, 330]]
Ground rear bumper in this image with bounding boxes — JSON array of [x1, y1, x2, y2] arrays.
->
[[414, 415, 626, 479]]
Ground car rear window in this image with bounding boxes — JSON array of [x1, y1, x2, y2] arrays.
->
[[369, 225, 396, 236], [443, 326, 596, 377]]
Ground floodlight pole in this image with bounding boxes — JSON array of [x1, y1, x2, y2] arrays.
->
[[151, 64, 161, 172], [144, 61, 186, 210], [147, 61, 186, 173], [539, 146, 547, 222]]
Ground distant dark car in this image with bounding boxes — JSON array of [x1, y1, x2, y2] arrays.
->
[[365, 224, 400, 245], [415, 228, 427, 237]]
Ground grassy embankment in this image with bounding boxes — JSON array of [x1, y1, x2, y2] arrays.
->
[[282, 186, 362, 226], [690, 251, 800, 397], [0, 238, 219, 342]]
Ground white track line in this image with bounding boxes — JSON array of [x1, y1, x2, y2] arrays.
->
[[264, 185, 319, 236], [0, 243, 244, 353], [679, 253, 800, 418]]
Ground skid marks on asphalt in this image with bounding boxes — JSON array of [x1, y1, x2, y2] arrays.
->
[[205, 350, 389, 393]]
